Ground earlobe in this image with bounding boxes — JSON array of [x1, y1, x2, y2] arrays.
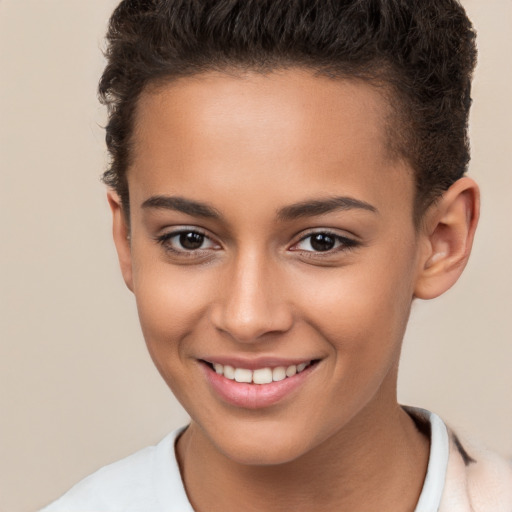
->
[[414, 177, 480, 300], [107, 190, 134, 292]]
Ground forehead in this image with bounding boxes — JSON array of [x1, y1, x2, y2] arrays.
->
[[129, 69, 413, 217], [133, 69, 391, 164]]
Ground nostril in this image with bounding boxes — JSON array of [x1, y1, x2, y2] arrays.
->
[[210, 306, 295, 343]]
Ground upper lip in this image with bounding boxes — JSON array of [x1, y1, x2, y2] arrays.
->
[[200, 356, 319, 370]]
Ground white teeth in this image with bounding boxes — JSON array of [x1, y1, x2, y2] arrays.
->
[[223, 365, 235, 380], [297, 362, 308, 372], [272, 366, 287, 381], [286, 365, 297, 377], [210, 361, 312, 384], [234, 368, 252, 383], [253, 368, 273, 384]]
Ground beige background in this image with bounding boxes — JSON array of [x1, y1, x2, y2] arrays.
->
[[0, 1, 510, 511]]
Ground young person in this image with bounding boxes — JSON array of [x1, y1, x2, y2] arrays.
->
[[41, 1, 512, 511]]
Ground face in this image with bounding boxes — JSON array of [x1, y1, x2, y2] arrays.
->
[[116, 70, 425, 465]]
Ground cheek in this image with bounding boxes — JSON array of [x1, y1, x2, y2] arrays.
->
[[132, 266, 218, 409], [296, 247, 416, 369], [131, 256, 214, 360]]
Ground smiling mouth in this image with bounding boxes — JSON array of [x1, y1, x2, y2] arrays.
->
[[202, 360, 319, 384]]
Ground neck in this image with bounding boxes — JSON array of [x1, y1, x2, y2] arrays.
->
[[176, 392, 429, 512]]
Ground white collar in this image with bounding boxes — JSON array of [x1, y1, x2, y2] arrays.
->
[[406, 407, 450, 512]]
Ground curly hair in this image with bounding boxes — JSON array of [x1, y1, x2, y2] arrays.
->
[[99, 0, 477, 221]]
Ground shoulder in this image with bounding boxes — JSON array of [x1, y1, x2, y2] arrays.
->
[[441, 426, 512, 512], [39, 428, 191, 512]]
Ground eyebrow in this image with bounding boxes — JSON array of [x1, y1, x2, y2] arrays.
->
[[141, 194, 377, 220], [276, 196, 378, 221], [141, 195, 221, 219]]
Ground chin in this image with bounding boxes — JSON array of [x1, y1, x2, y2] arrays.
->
[[206, 421, 320, 466], [221, 440, 306, 466]]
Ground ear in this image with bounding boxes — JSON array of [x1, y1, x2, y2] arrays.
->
[[414, 177, 480, 300], [107, 190, 134, 292]]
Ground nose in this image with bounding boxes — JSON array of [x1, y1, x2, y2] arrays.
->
[[210, 251, 294, 343]]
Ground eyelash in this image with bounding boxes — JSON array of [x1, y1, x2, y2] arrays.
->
[[155, 229, 219, 257], [291, 230, 359, 255], [155, 228, 359, 257]]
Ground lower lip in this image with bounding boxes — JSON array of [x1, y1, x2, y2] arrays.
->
[[201, 362, 317, 409]]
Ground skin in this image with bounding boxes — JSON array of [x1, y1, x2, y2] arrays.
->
[[109, 69, 479, 512]]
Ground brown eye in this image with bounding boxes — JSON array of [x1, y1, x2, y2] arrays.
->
[[180, 232, 205, 250], [156, 229, 219, 254], [310, 233, 335, 252], [291, 231, 359, 254]]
